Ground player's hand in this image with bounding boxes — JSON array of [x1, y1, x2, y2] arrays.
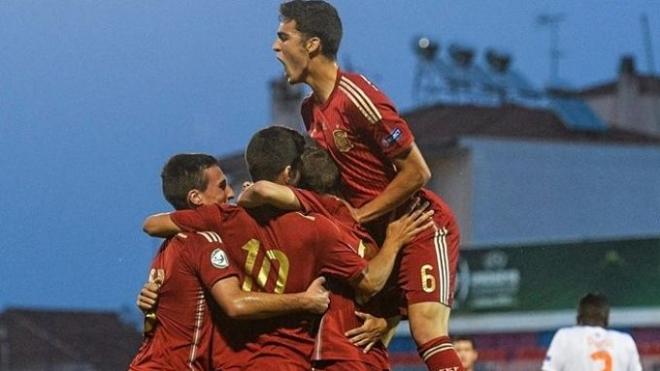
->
[[241, 181, 254, 193], [136, 281, 161, 314], [345, 311, 388, 353], [303, 276, 330, 314], [385, 199, 434, 247]]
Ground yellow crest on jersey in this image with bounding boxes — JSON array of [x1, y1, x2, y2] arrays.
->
[[333, 130, 354, 153]]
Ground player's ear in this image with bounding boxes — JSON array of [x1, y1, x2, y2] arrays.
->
[[284, 165, 301, 186], [187, 189, 203, 207], [305, 36, 321, 55]]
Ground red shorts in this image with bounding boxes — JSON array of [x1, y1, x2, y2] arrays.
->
[[245, 353, 311, 370], [397, 211, 460, 307]]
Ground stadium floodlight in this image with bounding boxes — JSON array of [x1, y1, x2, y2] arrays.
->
[[413, 36, 439, 61], [448, 44, 474, 68], [485, 49, 511, 74]]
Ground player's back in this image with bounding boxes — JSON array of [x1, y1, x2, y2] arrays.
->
[[542, 326, 642, 371], [130, 232, 231, 371], [170, 204, 368, 369]]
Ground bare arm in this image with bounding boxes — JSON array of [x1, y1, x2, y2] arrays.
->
[[353, 203, 434, 297], [143, 213, 181, 237], [355, 143, 431, 224], [237, 181, 302, 210], [211, 276, 329, 320]]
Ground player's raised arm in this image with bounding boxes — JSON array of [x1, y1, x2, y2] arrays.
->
[[143, 205, 221, 237], [355, 143, 431, 224], [143, 212, 180, 237], [237, 180, 301, 210], [211, 276, 329, 319]]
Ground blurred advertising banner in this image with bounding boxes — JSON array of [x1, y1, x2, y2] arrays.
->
[[453, 237, 660, 314]]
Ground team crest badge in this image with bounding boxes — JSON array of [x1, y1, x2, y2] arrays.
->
[[333, 130, 354, 153], [210, 248, 229, 269]]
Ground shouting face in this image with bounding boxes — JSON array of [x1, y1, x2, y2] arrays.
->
[[272, 20, 311, 84]]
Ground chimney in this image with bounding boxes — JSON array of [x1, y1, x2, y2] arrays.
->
[[269, 77, 305, 132], [618, 55, 636, 76]]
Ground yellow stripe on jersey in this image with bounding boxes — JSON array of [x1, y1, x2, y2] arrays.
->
[[341, 77, 382, 121], [339, 85, 376, 124], [339, 77, 382, 124]]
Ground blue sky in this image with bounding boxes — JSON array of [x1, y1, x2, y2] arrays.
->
[[1, 1, 659, 311]]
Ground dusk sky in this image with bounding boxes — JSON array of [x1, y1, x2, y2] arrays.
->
[[1, 1, 659, 312]]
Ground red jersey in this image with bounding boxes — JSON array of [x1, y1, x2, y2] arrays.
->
[[290, 187, 397, 367], [302, 70, 415, 209], [169, 204, 368, 369], [302, 69, 460, 308], [130, 232, 239, 371]]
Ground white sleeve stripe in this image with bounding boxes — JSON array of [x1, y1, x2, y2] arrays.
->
[[196, 231, 222, 243], [340, 77, 382, 121]]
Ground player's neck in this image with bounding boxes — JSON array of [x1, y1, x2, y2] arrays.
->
[[306, 59, 338, 104]]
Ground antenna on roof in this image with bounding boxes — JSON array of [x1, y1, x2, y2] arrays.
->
[[640, 14, 657, 74], [536, 13, 565, 87]]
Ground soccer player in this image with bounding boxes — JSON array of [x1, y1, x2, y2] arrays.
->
[[142, 153, 433, 369], [129, 154, 331, 370], [239, 127, 406, 370], [452, 337, 478, 371], [272, 1, 463, 369], [542, 293, 642, 371]]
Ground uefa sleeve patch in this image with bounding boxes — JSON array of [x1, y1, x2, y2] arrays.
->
[[210, 248, 229, 269]]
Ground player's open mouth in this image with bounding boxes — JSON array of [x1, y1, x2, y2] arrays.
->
[[276, 57, 289, 77]]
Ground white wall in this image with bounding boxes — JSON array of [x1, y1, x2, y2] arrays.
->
[[460, 137, 660, 245]]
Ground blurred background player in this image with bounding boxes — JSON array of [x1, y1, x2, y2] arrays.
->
[[452, 336, 479, 371], [542, 292, 642, 371], [272, 1, 463, 369], [130, 153, 330, 370]]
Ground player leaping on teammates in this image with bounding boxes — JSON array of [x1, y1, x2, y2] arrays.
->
[[273, 1, 463, 369]]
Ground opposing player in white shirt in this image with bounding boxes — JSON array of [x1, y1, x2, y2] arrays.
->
[[542, 293, 642, 371]]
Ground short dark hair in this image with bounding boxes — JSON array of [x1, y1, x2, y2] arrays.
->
[[279, 0, 342, 59], [299, 146, 341, 195], [161, 153, 219, 210], [577, 292, 610, 327], [452, 336, 476, 350], [245, 126, 306, 182]]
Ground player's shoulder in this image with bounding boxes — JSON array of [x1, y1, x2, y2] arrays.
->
[[339, 71, 380, 94], [607, 328, 636, 344]]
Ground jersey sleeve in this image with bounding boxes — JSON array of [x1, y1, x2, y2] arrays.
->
[[542, 329, 566, 371], [341, 74, 415, 160], [289, 187, 339, 217], [186, 233, 240, 289], [170, 204, 223, 233], [314, 215, 368, 281]]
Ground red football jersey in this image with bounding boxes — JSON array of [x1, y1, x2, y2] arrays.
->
[[302, 69, 457, 237], [302, 70, 415, 209], [129, 232, 239, 371], [303, 69, 461, 311], [289, 187, 396, 367], [169, 204, 369, 369]]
